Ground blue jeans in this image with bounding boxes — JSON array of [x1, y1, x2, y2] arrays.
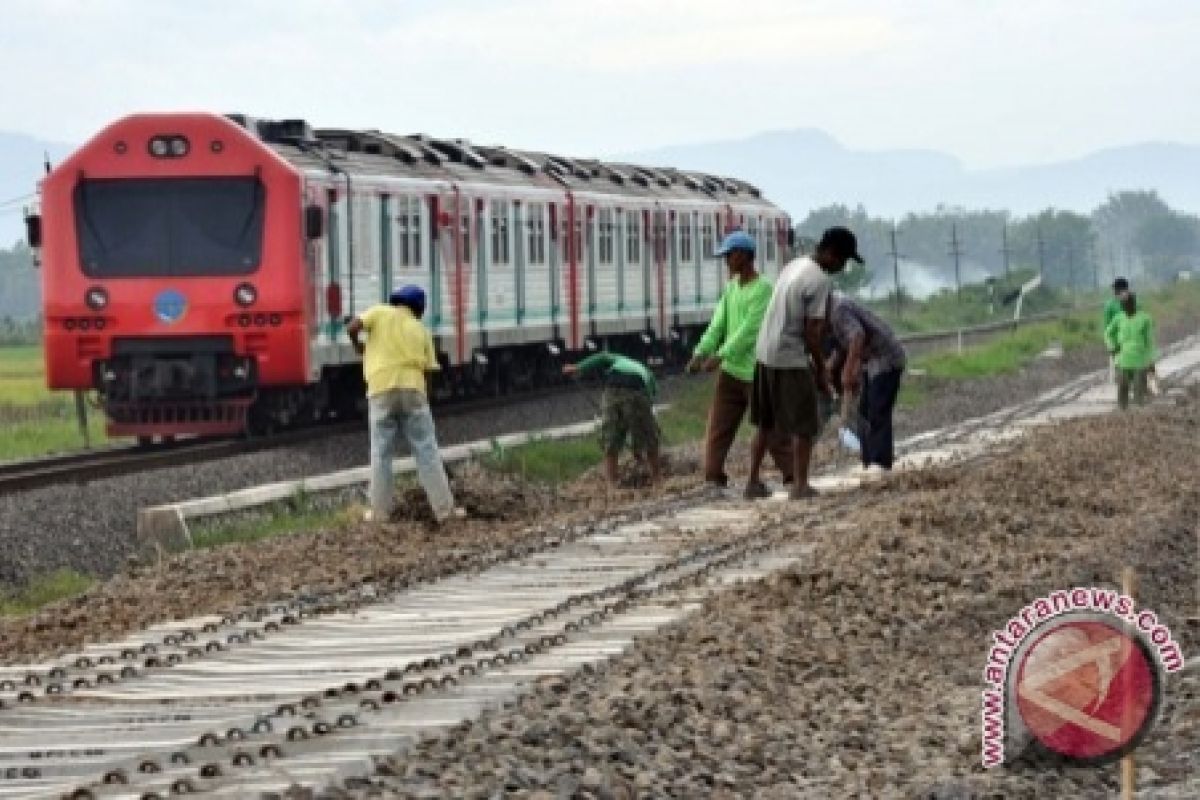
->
[[369, 389, 455, 522]]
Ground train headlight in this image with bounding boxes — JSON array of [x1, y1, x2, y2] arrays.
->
[[84, 286, 109, 310], [234, 282, 257, 307], [148, 135, 190, 158]]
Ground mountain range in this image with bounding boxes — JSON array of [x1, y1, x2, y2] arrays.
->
[[621, 129, 1200, 221]]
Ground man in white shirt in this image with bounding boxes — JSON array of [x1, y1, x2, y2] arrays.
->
[[746, 227, 862, 500]]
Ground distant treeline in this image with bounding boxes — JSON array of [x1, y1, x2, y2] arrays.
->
[[0, 316, 39, 346], [796, 190, 1200, 295], [0, 242, 38, 323]]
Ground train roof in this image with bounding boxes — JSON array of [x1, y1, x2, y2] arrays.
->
[[227, 115, 780, 209]]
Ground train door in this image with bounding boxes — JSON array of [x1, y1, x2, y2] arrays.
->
[[324, 186, 349, 342], [593, 205, 619, 330], [651, 207, 668, 338], [484, 197, 517, 332], [674, 208, 698, 316], [348, 188, 381, 320], [384, 192, 428, 319], [618, 207, 643, 333]]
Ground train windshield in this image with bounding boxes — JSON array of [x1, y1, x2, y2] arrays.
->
[[75, 177, 265, 277]]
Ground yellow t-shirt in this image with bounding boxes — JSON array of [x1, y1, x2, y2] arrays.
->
[[359, 304, 438, 397]]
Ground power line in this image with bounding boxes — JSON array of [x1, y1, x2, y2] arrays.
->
[[0, 192, 35, 210]]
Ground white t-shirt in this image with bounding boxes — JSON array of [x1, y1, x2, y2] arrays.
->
[[755, 256, 832, 369]]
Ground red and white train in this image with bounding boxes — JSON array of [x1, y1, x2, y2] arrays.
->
[[29, 113, 792, 438]]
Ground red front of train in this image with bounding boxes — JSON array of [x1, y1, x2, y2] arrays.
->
[[38, 113, 311, 437]]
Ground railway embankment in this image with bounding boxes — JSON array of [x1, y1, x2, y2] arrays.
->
[[332, 392, 1200, 800]]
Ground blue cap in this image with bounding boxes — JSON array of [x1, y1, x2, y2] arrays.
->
[[389, 284, 426, 317], [714, 230, 756, 257]]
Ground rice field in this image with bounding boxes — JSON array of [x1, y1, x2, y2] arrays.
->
[[0, 345, 114, 461]]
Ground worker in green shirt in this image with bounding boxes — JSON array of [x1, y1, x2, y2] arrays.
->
[[1104, 292, 1157, 410], [1103, 277, 1130, 384], [563, 352, 661, 486], [687, 230, 793, 488]]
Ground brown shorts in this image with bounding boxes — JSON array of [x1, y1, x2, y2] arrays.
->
[[750, 362, 819, 439]]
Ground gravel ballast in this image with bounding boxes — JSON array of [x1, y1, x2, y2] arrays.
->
[[328, 396, 1199, 800]]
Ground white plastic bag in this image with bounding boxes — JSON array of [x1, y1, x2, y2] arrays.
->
[[1148, 370, 1161, 396], [838, 427, 861, 453]]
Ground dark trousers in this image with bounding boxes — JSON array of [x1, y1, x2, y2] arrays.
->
[[857, 367, 903, 469], [1116, 368, 1148, 410], [705, 369, 793, 484]]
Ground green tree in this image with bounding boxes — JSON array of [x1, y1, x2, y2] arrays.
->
[[1134, 212, 1199, 281]]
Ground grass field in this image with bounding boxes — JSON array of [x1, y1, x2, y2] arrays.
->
[[867, 269, 1073, 335], [0, 345, 115, 461], [897, 279, 1200, 406]]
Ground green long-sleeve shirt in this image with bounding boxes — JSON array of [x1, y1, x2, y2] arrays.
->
[[693, 275, 773, 382], [1104, 311, 1156, 370], [576, 352, 657, 397], [1102, 297, 1122, 334]]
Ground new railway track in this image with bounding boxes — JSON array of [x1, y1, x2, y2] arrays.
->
[[5, 336, 1186, 799], [0, 312, 1069, 498]]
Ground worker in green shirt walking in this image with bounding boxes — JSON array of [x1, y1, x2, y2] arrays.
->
[[687, 230, 793, 488], [563, 352, 661, 486], [1103, 277, 1130, 384], [1104, 292, 1157, 410]]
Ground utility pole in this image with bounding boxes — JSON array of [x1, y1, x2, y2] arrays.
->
[[887, 222, 903, 319], [949, 223, 964, 303], [1037, 225, 1046, 281], [1000, 222, 1012, 282], [1066, 244, 1075, 304]]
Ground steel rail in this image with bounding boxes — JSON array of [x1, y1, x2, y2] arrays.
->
[[0, 309, 1072, 497]]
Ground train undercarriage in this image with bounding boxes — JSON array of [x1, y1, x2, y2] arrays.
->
[[91, 325, 704, 441]]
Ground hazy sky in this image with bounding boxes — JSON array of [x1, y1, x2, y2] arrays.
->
[[3, 0, 1198, 167]]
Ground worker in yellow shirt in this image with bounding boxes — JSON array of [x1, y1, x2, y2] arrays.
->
[[347, 286, 462, 525]]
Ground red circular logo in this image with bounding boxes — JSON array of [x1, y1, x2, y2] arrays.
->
[[1015, 618, 1159, 763]]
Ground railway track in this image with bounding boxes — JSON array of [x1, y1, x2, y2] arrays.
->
[[0, 312, 1069, 498], [0, 489, 813, 798], [0, 385, 601, 498], [6, 335, 1188, 799], [0, 424, 360, 498]]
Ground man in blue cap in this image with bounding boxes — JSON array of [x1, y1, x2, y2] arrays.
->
[[687, 230, 793, 489], [347, 286, 463, 526]]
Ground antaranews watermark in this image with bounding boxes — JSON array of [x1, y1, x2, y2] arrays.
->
[[980, 587, 1185, 768]]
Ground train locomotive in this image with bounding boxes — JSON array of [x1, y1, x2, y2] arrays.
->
[[28, 113, 792, 438]]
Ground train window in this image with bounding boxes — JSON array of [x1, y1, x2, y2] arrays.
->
[[76, 177, 264, 277], [407, 199, 422, 266], [765, 221, 777, 262], [393, 196, 423, 267], [680, 213, 693, 262], [701, 217, 714, 260], [397, 205, 410, 266], [597, 209, 614, 265], [526, 202, 546, 265], [626, 211, 641, 264], [490, 200, 511, 265]]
